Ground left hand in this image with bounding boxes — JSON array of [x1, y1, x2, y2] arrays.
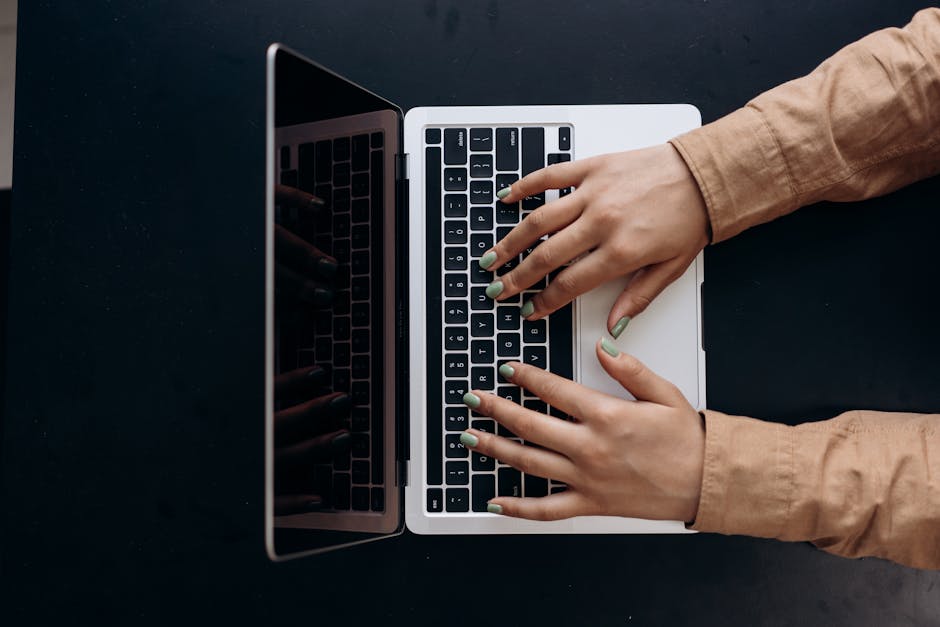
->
[[461, 339, 705, 522]]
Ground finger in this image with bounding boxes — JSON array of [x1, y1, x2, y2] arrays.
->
[[495, 221, 596, 301], [274, 365, 328, 398], [275, 430, 350, 467], [276, 224, 338, 281], [499, 159, 591, 203], [487, 491, 594, 521], [596, 339, 685, 406], [461, 427, 577, 484], [484, 193, 586, 272], [275, 184, 326, 211], [274, 392, 351, 446], [497, 360, 609, 423], [275, 262, 333, 307], [607, 257, 691, 338], [522, 249, 640, 320], [463, 387, 583, 454], [274, 494, 325, 516]]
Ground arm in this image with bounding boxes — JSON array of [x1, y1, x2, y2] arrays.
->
[[692, 410, 940, 570], [671, 8, 940, 242]]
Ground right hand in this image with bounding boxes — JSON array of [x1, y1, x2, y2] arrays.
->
[[485, 143, 710, 336]]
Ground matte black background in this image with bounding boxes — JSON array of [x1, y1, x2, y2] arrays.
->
[[4, 1, 940, 625]]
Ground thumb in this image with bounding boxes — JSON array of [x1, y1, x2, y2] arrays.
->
[[596, 338, 684, 406], [606, 257, 690, 338]]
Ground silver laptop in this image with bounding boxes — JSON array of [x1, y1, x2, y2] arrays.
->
[[265, 44, 706, 560]]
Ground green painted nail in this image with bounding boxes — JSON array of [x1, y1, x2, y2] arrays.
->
[[463, 392, 481, 409], [498, 363, 515, 379], [600, 337, 620, 357], [610, 315, 631, 339], [496, 186, 511, 200], [520, 300, 534, 317], [485, 281, 504, 299], [487, 503, 503, 514], [479, 251, 497, 270], [460, 431, 479, 447]]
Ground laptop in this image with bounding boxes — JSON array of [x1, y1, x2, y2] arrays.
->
[[265, 44, 706, 560]]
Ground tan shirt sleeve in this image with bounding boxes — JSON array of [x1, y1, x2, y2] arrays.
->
[[689, 410, 940, 570], [670, 8, 940, 243]]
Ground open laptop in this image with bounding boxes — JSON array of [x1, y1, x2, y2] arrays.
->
[[265, 44, 706, 560]]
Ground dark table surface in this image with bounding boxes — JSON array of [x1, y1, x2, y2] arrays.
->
[[4, 1, 940, 625]]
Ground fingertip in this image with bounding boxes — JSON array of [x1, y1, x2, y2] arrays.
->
[[598, 336, 620, 358], [486, 501, 504, 515], [496, 185, 512, 202]]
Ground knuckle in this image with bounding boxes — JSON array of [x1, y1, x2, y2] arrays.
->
[[620, 353, 647, 379], [525, 208, 547, 232], [551, 271, 580, 296], [532, 243, 556, 268], [515, 449, 537, 475], [512, 412, 535, 440]]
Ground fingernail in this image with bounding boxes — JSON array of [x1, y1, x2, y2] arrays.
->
[[610, 315, 631, 339], [520, 300, 534, 318], [485, 281, 504, 299], [479, 251, 497, 270], [463, 392, 481, 409], [331, 432, 351, 453], [487, 502, 503, 514], [329, 394, 352, 415], [600, 337, 620, 357], [309, 194, 326, 207], [318, 257, 338, 279], [312, 287, 333, 307], [306, 366, 327, 385], [498, 363, 515, 379], [496, 186, 511, 200], [460, 431, 479, 447]]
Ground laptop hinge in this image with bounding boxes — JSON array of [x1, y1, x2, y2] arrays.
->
[[396, 152, 408, 181], [397, 459, 409, 487]]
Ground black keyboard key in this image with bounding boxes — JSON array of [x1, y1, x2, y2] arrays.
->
[[471, 313, 495, 337], [371, 487, 385, 512], [472, 450, 496, 473], [522, 192, 544, 211], [334, 213, 350, 238], [549, 302, 574, 381], [371, 131, 383, 148], [547, 153, 571, 165], [470, 262, 490, 285], [352, 433, 369, 457], [352, 198, 370, 222], [523, 319, 546, 343], [444, 273, 468, 297], [471, 340, 495, 364], [469, 154, 493, 178], [469, 180, 493, 205], [444, 128, 467, 165], [470, 205, 494, 231], [351, 134, 370, 171], [524, 399, 548, 414], [496, 203, 520, 224], [472, 474, 496, 511], [352, 250, 369, 275], [470, 287, 493, 310], [445, 247, 468, 270], [280, 169, 298, 187], [551, 485, 567, 494], [522, 127, 545, 177], [559, 126, 571, 151], [298, 142, 316, 191], [471, 419, 496, 434], [469, 128, 493, 152], [352, 276, 369, 301], [427, 488, 444, 511], [445, 301, 468, 324], [352, 381, 368, 405], [471, 366, 495, 390], [315, 140, 332, 182], [314, 184, 332, 211], [444, 194, 467, 217], [498, 467, 522, 497], [496, 173, 518, 195], [496, 385, 521, 404], [352, 172, 369, 197], [446, 488, 470, 512], [333, 136, 351, 162], [445, 433, 469, 458], [560, 186, 572, 197], [334, 238, 350, 264], [497, 307, 520, 330], [523, 345, 547, 369], [352, 460, 370, 484], [333, 473, 351, 509], [352, 224, 369, 249], [445, 353, 468, 377], [444, 221, 468, 244], [352, 302, 370, 326], [446, 407, 469, 430], [334, 316, 351, 341], [444, 168, 467, 191], [352, 329, 369, 353], [470, 233, 492, 258], [425, 128, 441, 144], [497, 332, 521, 357], [496, 128, 519, 171], [333, 187, 351, 212], [445, 461, 470, 485], [445, 379, 468, 404], [333, 366, 351, 392], [525, 474, 549, 497], [333, 162, 351, 187], [352, 355, 369, 379]]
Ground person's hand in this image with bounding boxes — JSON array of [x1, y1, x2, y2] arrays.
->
[[485, 144, 709, 337], [460, 339, 705, 522]]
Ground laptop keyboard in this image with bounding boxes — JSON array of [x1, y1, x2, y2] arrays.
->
[[277, 130, 385, 513], [424, 125, 575, 513]]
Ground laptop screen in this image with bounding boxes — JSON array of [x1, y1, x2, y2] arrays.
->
[[266, 45, 403, 560]]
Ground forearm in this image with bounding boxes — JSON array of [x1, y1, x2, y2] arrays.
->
[[671, 8, 940, 242], [690, 409, 940, 570]]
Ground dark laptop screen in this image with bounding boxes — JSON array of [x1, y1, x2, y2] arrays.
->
[[267, 45, 403, 560]]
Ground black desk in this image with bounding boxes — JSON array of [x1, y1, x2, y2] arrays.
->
[[4, 2, 939, 624]]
